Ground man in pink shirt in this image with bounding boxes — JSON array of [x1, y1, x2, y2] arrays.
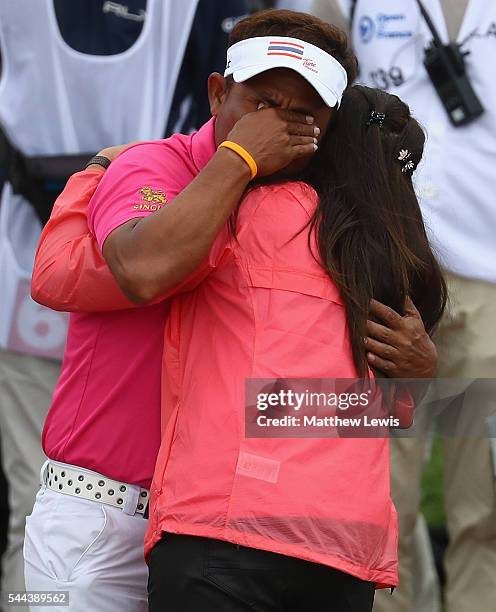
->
[[25, 106, 322, 612], [27, 9, 438, 612]]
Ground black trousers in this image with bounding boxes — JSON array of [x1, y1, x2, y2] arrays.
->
[[148, 533, 375, 612]]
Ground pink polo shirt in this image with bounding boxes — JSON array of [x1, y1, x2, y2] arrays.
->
[[42, 119, 216, 488]]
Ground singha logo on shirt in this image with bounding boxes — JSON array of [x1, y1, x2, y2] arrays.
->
[[140, 187, 167, 204], [131, 186, 167, 211]]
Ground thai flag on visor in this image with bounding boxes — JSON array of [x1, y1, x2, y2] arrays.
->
[[267, 40, 304, 60]]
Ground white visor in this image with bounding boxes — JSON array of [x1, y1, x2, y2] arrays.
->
[[224, 36, 348, 108]]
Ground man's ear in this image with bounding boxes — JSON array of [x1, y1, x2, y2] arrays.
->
[[208, 72, 228, 116]]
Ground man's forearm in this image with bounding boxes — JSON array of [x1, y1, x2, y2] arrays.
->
[[104, 148, 251, 303], [102, 107, 318, 303]]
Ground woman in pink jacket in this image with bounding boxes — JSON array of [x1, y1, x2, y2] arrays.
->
[[144, 84, 447, 611]]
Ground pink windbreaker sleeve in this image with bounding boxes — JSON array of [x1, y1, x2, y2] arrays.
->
[[392, 387, 415, 428], [31, 169, 136, 312]]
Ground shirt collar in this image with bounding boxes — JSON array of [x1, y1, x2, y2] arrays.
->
[[190, 117, 217, 172]]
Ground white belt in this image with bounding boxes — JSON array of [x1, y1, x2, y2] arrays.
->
[[42, 460, 149, 517]]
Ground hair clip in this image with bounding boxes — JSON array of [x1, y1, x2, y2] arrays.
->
[[367, 111, 386, 128], [398, 149, 415, 173]]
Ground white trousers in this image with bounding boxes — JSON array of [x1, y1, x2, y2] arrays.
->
[[24, 483, 148, 612]]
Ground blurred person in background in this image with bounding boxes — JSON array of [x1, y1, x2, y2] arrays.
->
[[311, 2, 496, 612], [0, 0, 215, 608]]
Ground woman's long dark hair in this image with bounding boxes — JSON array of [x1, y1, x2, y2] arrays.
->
[[303, 85, 447, 376]]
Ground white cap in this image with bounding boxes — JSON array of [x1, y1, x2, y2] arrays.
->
[[224, 36, 348, 108]]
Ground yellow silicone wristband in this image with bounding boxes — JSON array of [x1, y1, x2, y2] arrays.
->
[[218, 141, 258, 180]]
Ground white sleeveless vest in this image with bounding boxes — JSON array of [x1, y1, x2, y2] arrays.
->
[[347, 0, 496, 283], [0, 0, 198, 359]]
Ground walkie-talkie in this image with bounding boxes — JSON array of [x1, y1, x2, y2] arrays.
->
[[416, 0, 484, 126]]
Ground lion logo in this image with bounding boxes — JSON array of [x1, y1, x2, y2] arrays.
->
[[140, 186, 167, 204]]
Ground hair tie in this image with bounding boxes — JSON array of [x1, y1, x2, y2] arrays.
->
[[367, 111, 386, 128]]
